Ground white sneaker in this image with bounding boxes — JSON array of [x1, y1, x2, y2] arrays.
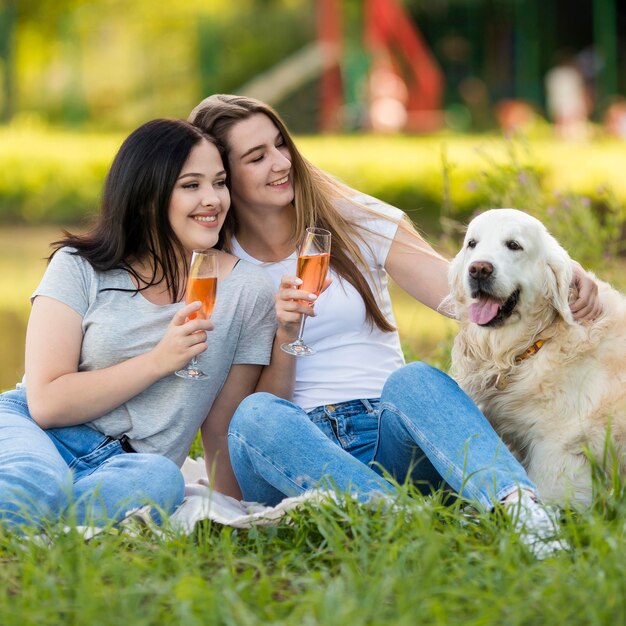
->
[[504, 492, 569, 559]]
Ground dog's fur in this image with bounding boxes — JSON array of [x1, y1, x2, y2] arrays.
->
[[447, 208, 626, 506]]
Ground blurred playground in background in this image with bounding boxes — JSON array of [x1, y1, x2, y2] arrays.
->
[[0, 0, 625, 137]]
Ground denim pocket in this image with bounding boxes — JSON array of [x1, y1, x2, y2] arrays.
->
[[307, 407, 341, 446], [45, 423, 123, 480], [311, 399, 380, 463], [70, 437, 124, 481], [333, 405, 379, 448]]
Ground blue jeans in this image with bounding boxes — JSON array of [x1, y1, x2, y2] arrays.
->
[[0, 388, 185, 530], [228, 361, 536, 509]]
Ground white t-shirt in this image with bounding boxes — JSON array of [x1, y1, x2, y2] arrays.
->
[[230, 195, 406, 411]]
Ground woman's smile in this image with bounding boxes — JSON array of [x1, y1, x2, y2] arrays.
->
[[191, 212, 219, 225], [268, 175, 289, 187]]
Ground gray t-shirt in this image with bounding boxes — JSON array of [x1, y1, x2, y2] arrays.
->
[[29, 248, 277, 466]]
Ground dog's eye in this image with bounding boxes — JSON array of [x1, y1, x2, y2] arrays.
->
[[467, 239, 477, 249], [506, 240, 523, 251]]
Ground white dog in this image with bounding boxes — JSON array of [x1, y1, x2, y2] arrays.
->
[[448, 208, 626, 506]]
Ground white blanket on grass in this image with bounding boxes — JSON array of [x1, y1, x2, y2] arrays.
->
[[167, 457, 331, 533], [39, 458, 325, 544], [59, 458, 387, 541]]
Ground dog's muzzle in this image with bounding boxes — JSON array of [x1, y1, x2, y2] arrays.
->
[[466, 261, 521, 326]]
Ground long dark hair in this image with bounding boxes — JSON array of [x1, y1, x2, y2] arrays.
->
[[52, 118, 220, 302], [189, 94, 396, 332]]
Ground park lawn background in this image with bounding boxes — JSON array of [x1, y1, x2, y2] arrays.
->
[[2, 125, 626, 230], [1, 128, 625, 388], [1, 130, 625, 625]]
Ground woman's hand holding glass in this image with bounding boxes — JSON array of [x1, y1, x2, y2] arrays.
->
[[280, 227, 332, 356], [274, 274, 333, 334], [150, 301, 214, 378], [175, 249, 218, 379]]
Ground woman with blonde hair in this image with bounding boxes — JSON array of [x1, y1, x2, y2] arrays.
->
[[189, 94, 599, 556]]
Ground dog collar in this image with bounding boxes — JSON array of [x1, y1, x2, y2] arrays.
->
[[494, 339, 547, 390], [514, 339, 546, 364]]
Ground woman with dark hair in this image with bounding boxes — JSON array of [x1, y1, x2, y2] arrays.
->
[[0, 118, 276, 530], [189, 94, 600, 557]]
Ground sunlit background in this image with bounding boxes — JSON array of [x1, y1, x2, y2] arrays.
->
[[2, 0, 625, 132], [0, 0, 625, 388]]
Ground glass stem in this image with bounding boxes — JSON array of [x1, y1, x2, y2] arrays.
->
[[295, 313, 308, 344]]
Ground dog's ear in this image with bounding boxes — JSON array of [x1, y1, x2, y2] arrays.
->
[[545, 232, 575, 324]]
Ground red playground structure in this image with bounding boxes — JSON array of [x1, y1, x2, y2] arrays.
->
[[317, 0, 445, 133]]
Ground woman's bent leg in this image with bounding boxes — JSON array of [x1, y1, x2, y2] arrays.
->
[[375, 362, 535, 509], [72, 453, 185, 525], [0, 393, 71, 529], [229, 393, 394, 506]]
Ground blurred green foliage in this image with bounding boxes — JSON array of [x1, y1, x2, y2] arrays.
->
[[0, 123, 120, 224], [2, 126, 625, 259], [446, 139, 626, 268], [8, 0, 313, 127]]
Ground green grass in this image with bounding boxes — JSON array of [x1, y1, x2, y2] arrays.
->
[[2, 483, 626, 625], [1, 198, 625, 622]]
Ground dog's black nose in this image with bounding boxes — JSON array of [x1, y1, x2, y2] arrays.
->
[[469, 261, 494, 280]]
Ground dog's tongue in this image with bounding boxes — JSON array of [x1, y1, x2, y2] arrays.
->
[[469, 297, 501, 325]]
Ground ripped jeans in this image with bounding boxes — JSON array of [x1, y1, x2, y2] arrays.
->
[[228, 362, 535, 509]]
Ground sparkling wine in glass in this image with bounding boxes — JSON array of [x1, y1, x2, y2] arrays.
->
[[175, 249, 218, 379], [281, 227, 331, 356]]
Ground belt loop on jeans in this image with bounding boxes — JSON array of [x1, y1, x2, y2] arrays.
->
[[120, 435, 136, 453], [108, 434, 136, 453], [360, 398, 377, 412]]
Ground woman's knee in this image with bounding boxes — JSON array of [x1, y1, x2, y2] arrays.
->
[[230, 392, 290, 440], [384, 361, 456, 399], [0, 454, 71, 527], [120, 454, 185, 513], [140, 454, 185, 509], [229, 393, 317, 465]]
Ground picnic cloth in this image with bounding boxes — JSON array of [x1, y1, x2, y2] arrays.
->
[[44, 458, 391, 541], [167, 457, 333, 533]]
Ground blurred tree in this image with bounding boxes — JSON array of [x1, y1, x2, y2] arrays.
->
[[198, 3, 313, 98], [6, 0, 91, 124], [8, 0, 622, 130], [0, 0, 16, 121], [8, 0, 313, 128], [17, 0, 88, 24]]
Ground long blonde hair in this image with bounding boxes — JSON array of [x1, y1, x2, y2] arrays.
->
[[189, 94, 398, 331]]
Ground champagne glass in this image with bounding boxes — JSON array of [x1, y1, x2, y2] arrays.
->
[[281, 227, 331, 356], [175, 249, 218, 379]]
